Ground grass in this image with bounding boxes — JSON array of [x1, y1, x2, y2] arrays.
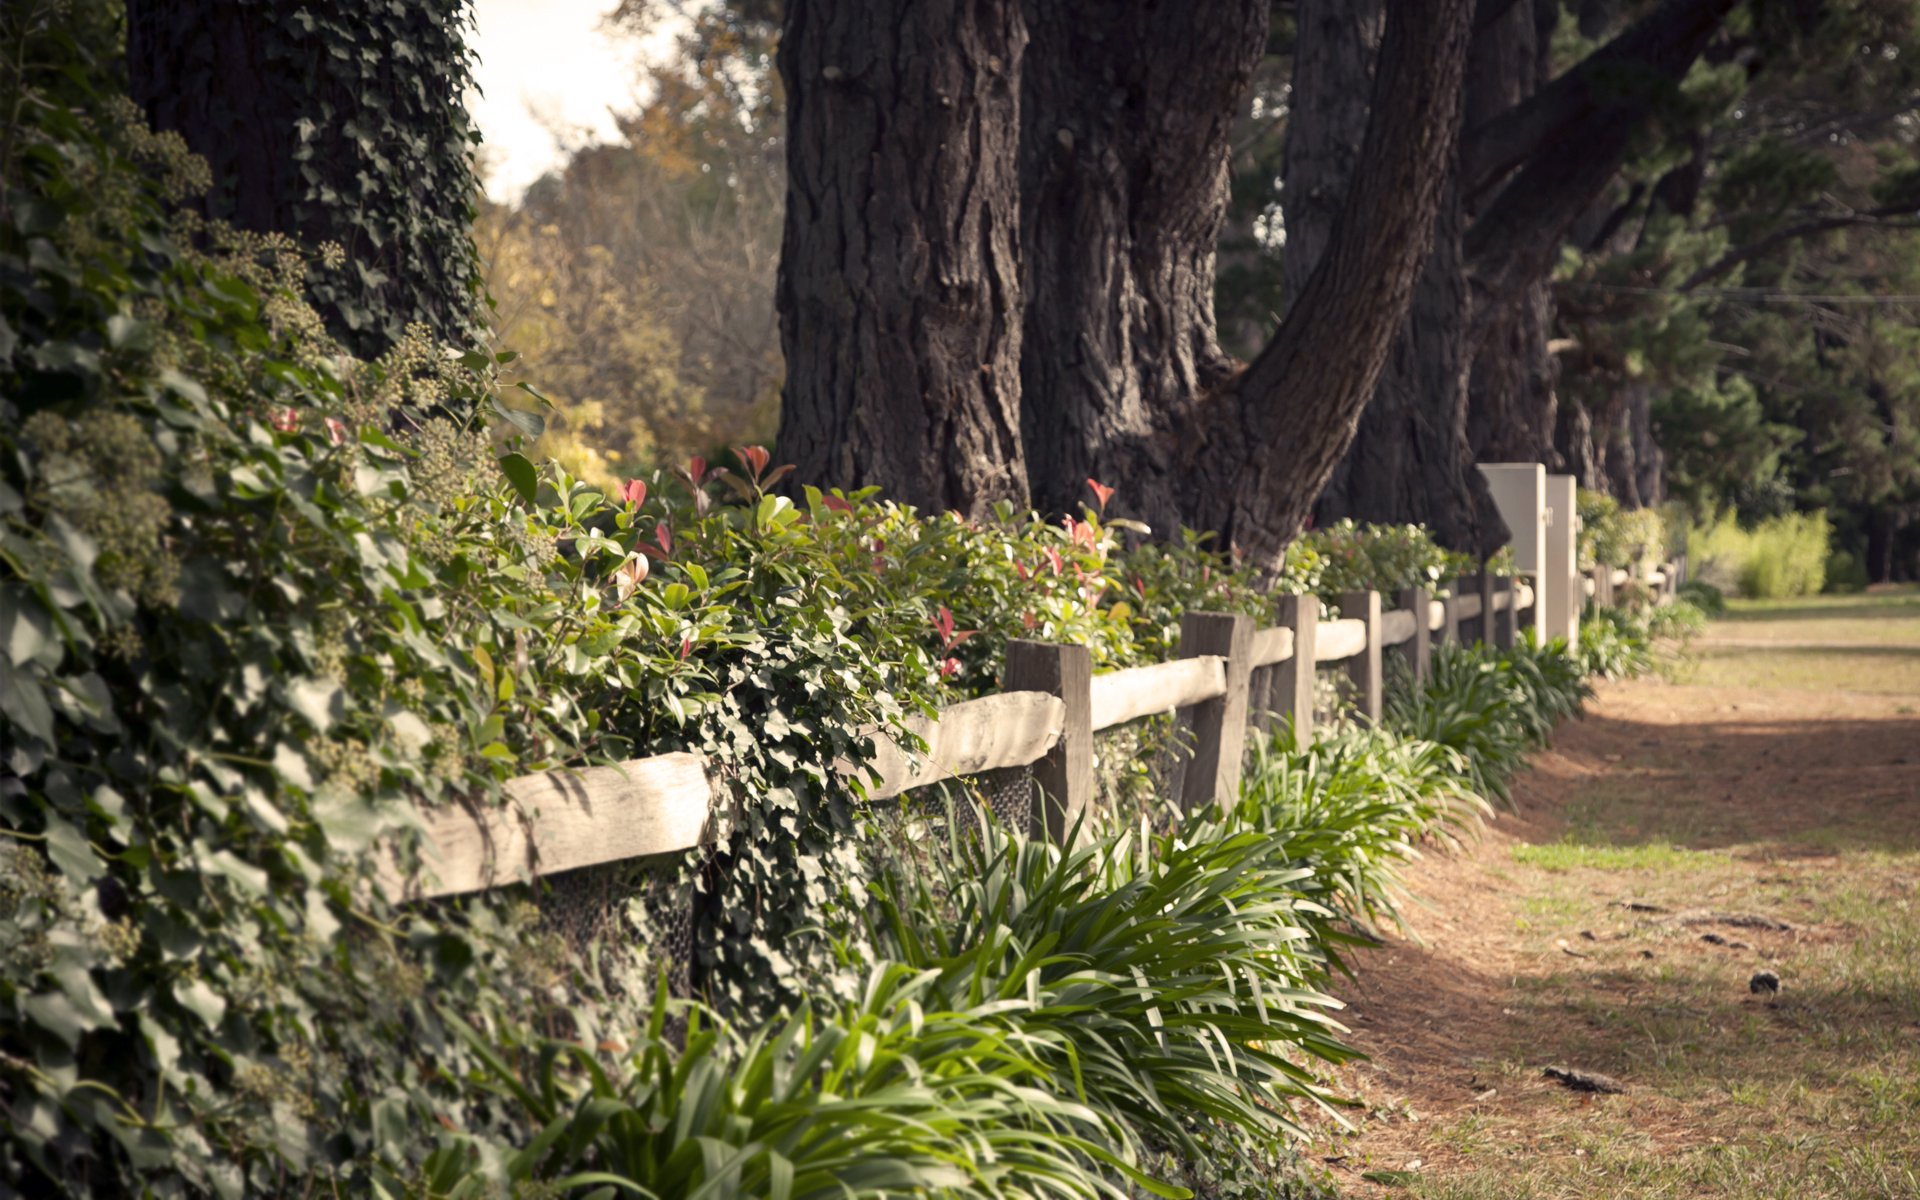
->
[[1679, 645, 1920, 694], [1678, 586, 1920, 694], [1318, 613, 1920, 1200]]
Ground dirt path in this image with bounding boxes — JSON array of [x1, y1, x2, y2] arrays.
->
[[1311, 598, 1920, 1199]]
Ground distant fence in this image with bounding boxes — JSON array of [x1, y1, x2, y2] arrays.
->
[[378, 467, 1682, 902]]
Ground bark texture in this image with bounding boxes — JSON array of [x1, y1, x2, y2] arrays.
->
[[1185, 0, 1477, 571], [774, 0, 1029, 516], [1016, 0, 1267, 535]]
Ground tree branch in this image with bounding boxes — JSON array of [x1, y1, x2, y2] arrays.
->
[[1459, 0, 1736, 199], [1185, 0, 1475, 571], [1682, 205, 1920, 291]]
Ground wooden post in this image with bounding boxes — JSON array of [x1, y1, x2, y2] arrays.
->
[[1472, 572, 1494, 646], [1437, 578, 1460, 645], [1590, 562, 1611, 609], [1396, 586, 1432, 684], [1003, 640, 1092, 842], [1178, 612, 1254, 814], [1340, 590, 1383, 724], [1492, 574, 1516, 649], [1273, 593, 1318, 744]]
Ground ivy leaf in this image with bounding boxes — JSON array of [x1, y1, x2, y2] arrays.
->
[[173, 978, 228, 1032], [499, 452, 538, 505], [43, 816, 103, 884], [283, 677, 345, 734]]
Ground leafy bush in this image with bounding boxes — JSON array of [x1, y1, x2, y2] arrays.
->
[[862, 810, 1352, 1166], [1233, 724, 1487, 955], [388, 968, 1137, 1200], [1296, 519, 1471, 605], [1677, 579, 1727, 615], [1577, 489, 1667, 571], [1383, 639, 1591, 806], [1688, 511, 1831, 598]]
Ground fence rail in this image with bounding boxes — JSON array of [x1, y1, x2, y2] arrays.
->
[[383, 468, 1685, 901]]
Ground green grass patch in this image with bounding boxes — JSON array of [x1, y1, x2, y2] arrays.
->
[[1510, 838, 1726, 872]]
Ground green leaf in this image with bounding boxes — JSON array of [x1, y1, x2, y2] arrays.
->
[[499, 452, 538, 505], [283, 677, 346, 734], [173, 978, 228, 1032], [43, 816, 102, 884], [489, 395, 546, 438]]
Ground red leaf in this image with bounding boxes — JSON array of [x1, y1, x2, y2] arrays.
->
[[940, 657, 963, 680], [618, 478, 647, 507], [823, 494, 853, 514], [679, 634, 693, 661], [733, 445, 770, 479], [1086, 478, 1115, 513], [655, 521, 672, 556], [1044, 547, 1063, 576], [271, 407, 299, 433]]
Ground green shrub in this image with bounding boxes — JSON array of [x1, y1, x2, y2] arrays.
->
[[1824, 548, 1870, 593], [389, 968, 1140, 1200], [1688, 511, 1831, 598], [1296, 519, 1472, 606], [862, 810, 1352, 1165], [1383, 639, 1591, 806], [1233, 724, 1487, 955], [1677, 579, 1726, 615], [1578, 489, 1668, 571]]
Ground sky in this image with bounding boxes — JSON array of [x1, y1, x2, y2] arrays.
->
[[466, 0, 665, 203]]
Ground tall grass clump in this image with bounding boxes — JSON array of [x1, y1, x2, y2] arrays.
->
[[1689, 511, 1831, 598]]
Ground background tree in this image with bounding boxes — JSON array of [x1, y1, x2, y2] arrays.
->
[[126, 0, 483, 356], [775, 0, 1476, 572]]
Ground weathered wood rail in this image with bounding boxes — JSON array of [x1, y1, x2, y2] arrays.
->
[[382, 468, 1683, 900]]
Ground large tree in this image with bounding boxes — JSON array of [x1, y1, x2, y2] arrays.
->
[[776, 0, 1475, 572], [126, 0, 482, 356]]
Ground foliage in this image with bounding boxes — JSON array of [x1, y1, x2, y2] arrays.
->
[[385, 968, 1135, 1200], [129, 0, 484, 357], [1384, 639, 1591, 807], [1295, 519, 1472, 606], [1688, 510, 1832, 598], [479, 0, 785, 482], [1677, 579, 1726, 615], [1233, 724, 1487, 960], [0, 23, 971, 1190], [862, 809, 1353, 1166], [1577, 489, 1667, 571]]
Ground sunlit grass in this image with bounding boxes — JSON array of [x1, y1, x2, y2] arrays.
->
[[1510, 838, 1727, 872]]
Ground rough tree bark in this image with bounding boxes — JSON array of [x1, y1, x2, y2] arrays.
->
[[1182, 0, 1477, 570], [1015, 0, 1267, 536], [774, 0, 1029, 516], [1307, 0, 1513, 555], [125, 0, 480, 357]]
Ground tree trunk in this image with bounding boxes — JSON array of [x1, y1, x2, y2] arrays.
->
[[1182, 0, 1477, 571], [126, 0, 481, 357], [1313, 190, 1492, 554], [1015, 0, 1266, 535], [774, 0, 1029, 516]]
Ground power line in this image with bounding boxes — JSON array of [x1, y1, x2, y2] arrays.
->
[[1565, 281, 1920, 305]]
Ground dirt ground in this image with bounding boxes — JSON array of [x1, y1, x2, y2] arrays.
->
[[1308, 596, 1920, 1199]]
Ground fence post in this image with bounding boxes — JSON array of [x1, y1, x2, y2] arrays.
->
[[1492, 574, 1516, 649], [1590, 562, 1611, 609], [1340, 590, 1383, 724], [1396, 585, 1432, 683], [1472, 571, 1495, 646], [1437, 578, 1461, 645], [1003, 640, 1092, 842], [1178, 612, 1254, 815], [1273, 593, 1318, 744]]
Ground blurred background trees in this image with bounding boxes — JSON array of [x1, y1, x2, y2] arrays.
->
[[469, 0, 1920, 579], [477, 0, 782, 486]]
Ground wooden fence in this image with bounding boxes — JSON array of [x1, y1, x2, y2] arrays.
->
[[379, 472, 1685, 902]]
